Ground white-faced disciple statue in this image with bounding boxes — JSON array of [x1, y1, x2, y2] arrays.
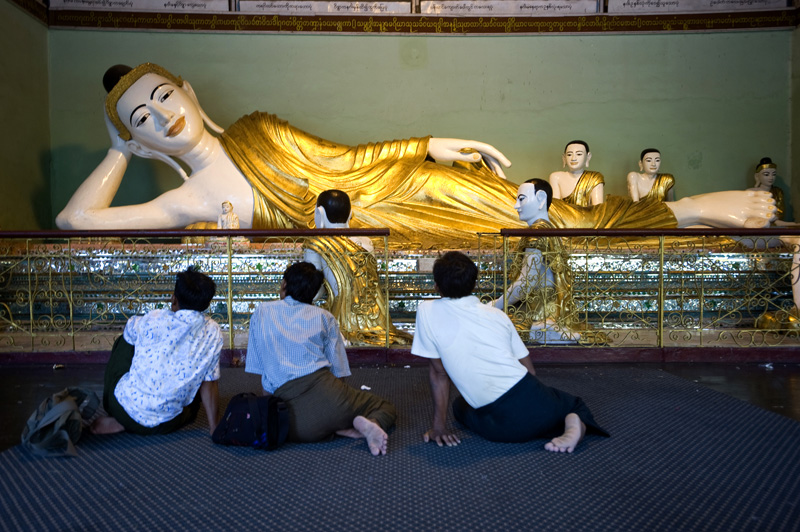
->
[[302, 190, 411, 346], [217, 201, 240, 230], [548, 140, 604, 207], [627, 149, 675, 203], [497, 177, 781, 340], [493, 178, 583, 343], [748, 157, 785, 222], [56, 62, 778, 247]]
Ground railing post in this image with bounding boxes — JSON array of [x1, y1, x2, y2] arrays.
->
[[26, 239, 34, 351], [658, 235, 665, 348], [502, 235, 508, 314], [226, 236, 234, 350], [385, 235, 390, 349], [68, 238, 75, 351]]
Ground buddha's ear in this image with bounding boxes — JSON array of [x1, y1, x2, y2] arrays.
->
[[638, 160, 644, 172], [314, 205, 329, 229], [561, 153, 567, 168], [183, 81, 225, 135], [585, 152, 592, 168], [535, 189, 549, 211], [126, 139, 153, 159]]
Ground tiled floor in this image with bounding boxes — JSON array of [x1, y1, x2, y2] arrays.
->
[[2, 362, 799, 453]]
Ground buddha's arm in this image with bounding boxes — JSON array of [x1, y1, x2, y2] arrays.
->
[[548, 173, 561, 199], [627, 173, 641, 202], [56, 146, 132, 229], [59, 185, 217, 230], [494, 249, 542, 310], [303, 248, 338, 300], [590, 182, 605, 205]]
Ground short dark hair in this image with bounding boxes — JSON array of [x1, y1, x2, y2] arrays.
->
[[433, 251, 478, 299], [523, 178, 553, 210], [316, 190, 351, 224], [564, 140, 589, 153], [174, 266, 216, 311], [640, 148, 660, 161], [283, 262, 324, 304]]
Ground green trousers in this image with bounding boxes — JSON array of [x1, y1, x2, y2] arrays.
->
[[274, 368, 396, 442]]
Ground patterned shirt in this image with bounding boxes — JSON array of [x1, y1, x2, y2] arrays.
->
[[115, 309, 223, 427], [245, 296, 350, 394]]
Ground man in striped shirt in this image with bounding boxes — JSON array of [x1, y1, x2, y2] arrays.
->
[[245, 262, 396, 456]]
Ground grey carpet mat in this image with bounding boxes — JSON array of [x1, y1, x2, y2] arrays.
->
[[1, 366, 799, 531]]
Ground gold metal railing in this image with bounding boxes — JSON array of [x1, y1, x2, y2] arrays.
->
[[0, 229, 391, 352], [2, 227, 800, 352], [481, 227, 800, 348]]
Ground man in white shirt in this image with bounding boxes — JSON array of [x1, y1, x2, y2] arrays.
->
[[91, 267, 223, 436], [412, 251, 608, 453], [245, 262, 396, 456]]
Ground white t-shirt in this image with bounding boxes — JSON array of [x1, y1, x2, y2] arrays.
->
[[115, 309, 223, 427], [411, 295, 530, 408]]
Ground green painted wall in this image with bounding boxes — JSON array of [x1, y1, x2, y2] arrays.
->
[[2, 14, 795, 228], [0, 1, 49, 230]]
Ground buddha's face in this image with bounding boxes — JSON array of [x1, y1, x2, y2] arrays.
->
[[640, 152, 661, 175], [222, 202, 232, 213], [756, 168, 777, 188], [514, 183, 546, 226], [563, 144, 590, 172], [116, 73, 204, 156]]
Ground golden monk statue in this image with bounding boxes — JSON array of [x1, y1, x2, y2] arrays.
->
[[303, 190, 411, 346], [56, 63, 778, 246], [748, 157, 785, 222], [627, 149, 675, 203], [549, 140, 605, 207]]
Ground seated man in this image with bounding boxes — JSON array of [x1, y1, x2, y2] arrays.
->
[[91, 267, 223, 435], [303, 189, 412, 346], [412, 251, 608, 452], [245, 262, 396, 456]]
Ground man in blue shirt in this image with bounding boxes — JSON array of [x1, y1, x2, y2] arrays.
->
[[246, 262, 396, 456]]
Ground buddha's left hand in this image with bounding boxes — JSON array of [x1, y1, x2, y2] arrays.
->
[[428, 138, 512, 179]]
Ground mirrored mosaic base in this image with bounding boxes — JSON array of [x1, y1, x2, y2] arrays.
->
[[1, 235, 798, 351]]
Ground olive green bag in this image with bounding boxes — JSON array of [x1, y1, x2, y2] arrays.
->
[[21, 388, 101, 457]]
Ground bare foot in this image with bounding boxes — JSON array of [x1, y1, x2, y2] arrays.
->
[[544, 413, 585, 453], [90, 415, 126, 435], [353, 415, 388, 456]]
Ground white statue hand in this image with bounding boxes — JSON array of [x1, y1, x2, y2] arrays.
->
[[428, 138, 511, 179], [481, 153, 507, 180], [104, 109, 130, 155]]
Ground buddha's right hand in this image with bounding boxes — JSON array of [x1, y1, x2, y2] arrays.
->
[[104, 109, 131, 155]]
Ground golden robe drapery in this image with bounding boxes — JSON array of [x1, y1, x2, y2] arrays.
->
[[563, 171, 605, 207], [303, 236, 412, 346], [220, 112, 526, 247], [218, 112, 678, 243], [643, 173, 675, 202]]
